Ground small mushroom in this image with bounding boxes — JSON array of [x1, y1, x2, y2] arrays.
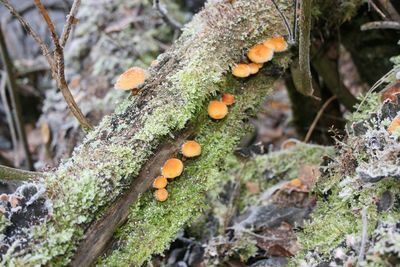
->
[[288, 178, 302, 188], [232, 64, 251, 78], [155, 188, 169, 202], [208, 101, 228, 120], [263, 35, 288, 52], [114, 67, 146, 91], [0, 194, 9, 202], [182, 141, 201, 158], [162, 158, 184, 179], [248, 63, 262, 74], [388, 115, 400, 134], [221, 93, 235, 106], [247, 44, 274, 63], [153, 176, 168, 189]]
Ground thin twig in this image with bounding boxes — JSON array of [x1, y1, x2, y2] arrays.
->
[[0, 164, 44, 181], [361, 21, 400, 31], [0, 26, 34, 170], [298, 0, 314, 96], [153, 0, 182, 31], [60, 0, 81, 47], [368, 0, 387, 19], [304, 96, 337, 143], [271, 0, 293, 43], [0, 72, 18, 166], [292, 0, 299, 42], [357, 207, 368, 266], [0, 0, 55, 70]]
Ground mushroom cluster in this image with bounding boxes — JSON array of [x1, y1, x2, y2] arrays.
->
[[153, 140, 202, 202], [232, 35, 288, 78], [207, 93, 235, 120]]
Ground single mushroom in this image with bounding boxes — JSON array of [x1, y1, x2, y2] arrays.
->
[[247, 44, 274, 63], [182, 141, 201, 158], [208, 100, 228, 120], [153, 176, 168, 189], [388, 115, 400, 134], [263, 35, 288, 52], [221, 93, 235, 106], [232, 64, 251, 78], [288, 178, 302, 188], [114, 67, 146, 95], [162, 158, 184, 179], [248, 63, 262, 74], [155, 188, 169, 202]]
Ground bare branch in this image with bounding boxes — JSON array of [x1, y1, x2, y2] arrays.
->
[[153, 0, 182, 31], [33, 0, 92, 131], [0, 0, 55, 70], [60, 0, 81, 47]]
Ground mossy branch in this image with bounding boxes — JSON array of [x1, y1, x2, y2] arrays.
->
[[0, 164, 43, 181], [297, 0, 314, 96]]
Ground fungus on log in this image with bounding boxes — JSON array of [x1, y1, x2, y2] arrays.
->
[[1, 0, 296, 265]]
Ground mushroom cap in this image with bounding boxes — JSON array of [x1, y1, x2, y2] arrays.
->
[[153, 176, 168, 189], [162, 158, 184, 179], [208, 101, 228, 120], [114, 67, 146, 90], [388, 115, 400, 134], [182, 141, 201, 158], [155, 188, 169, 202], [288, 178, 302, 187], [221, 93, 235, 106], [263, 36, 288, 52], [248, 63, 262, 74], [247, 44, 274, 63], [232, 64, 251, 78]]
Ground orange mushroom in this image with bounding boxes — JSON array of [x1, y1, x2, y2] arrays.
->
[[182, 141, 201, 158], [153, 176, 168, 189], [155, 188, 169, 202], [288, 178, 302, 188], [248, 63, 262, 74], [232, 64, 251, 78], [263, 36, 288, 52], [162, 158, 184, 179], [388, 115, 400, 134], [208, 101, 228, 120], [114, 67, 146, 90], [247, 44, 274, 63], [221, 93, 235, 106]]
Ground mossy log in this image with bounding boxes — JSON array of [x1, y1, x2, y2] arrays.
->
[[0, 1, 294, 266]]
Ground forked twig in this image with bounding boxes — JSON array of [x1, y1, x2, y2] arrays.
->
[[1, 0, 92, 131]]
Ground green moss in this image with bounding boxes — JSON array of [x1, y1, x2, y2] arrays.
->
[[346, 92, 381, 123], [100, 73, 276, 266]]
